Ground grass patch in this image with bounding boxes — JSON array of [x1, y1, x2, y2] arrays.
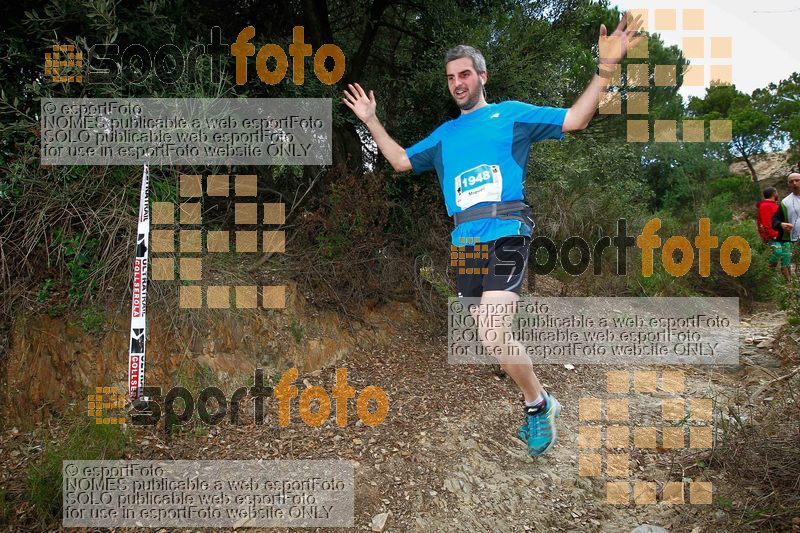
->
[[26, 418, 127, 524], [80, 306, 105, 334], [51, 230, 105, 305], [419, 265, 456, 299], [46, 303, 67, 318], [288, 319, 305, 344], [711, 376, 800, 528], [778, 278, 800, 332], [193, 421, 208, 438], [0, 487, 9, 525], [165, 361, 218, 434], [173, 360, 216, 392]]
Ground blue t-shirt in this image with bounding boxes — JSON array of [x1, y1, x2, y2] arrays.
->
[[405, 101, 567, 246]]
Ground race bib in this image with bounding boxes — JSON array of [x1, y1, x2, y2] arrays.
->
[[454, 164, 503, 210]]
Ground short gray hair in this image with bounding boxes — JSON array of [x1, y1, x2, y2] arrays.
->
[[445, 45, 486, 74]]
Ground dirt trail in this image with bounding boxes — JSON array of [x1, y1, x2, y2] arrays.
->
[[410, 309, 789, 532], [0, 307, 791, 532], [129, 309, 792, 531]]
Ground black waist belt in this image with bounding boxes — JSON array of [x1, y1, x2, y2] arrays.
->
[[452, 200, 535, 230]]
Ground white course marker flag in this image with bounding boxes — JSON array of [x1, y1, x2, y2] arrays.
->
[[128, 164, 149, 400]]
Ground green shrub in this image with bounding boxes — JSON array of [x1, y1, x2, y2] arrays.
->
[[704, 192, 735, 224], [51, 230, 105, 305], [708, 175, 760, 206], [419, 266, 456, 299], [703, 219, 782, 301], [628, 215, 781, 301], [778, 278, 800, 330], [36, 279, 55, 303], [46, 303, 67, 318]]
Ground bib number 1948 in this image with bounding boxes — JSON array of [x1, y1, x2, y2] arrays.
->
[[454, 164, 503, 210]]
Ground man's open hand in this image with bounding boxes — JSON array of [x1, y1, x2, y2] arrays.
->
[[598, 11, 645, 65], [342, 83, 376, 124]]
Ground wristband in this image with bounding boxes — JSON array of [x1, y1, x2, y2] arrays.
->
[[596, 64, 616, 79]]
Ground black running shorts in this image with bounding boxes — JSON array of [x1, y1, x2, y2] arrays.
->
[[455, 235, 531, 298]]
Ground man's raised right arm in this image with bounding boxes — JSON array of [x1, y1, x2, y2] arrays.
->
[[343, 83, 412, 173]]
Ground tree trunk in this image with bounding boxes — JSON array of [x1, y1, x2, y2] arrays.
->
[[332, 127, 364, 170], [742, 154, 758, 182], [300, 0, 334, 46], [342, 0, 389, 85], [302, 0, 391, 172]]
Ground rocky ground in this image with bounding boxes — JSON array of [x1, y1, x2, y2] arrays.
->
[[728, 150, 794, 182], [0, 302, 796, 532]]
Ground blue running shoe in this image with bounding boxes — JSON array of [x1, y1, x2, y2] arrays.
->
[[518, 393, 561, 456]]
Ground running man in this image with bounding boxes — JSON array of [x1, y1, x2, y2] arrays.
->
[[343, 13, 643, 456]]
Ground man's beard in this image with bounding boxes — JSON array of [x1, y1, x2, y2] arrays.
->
[[454, 85, 482, 110]]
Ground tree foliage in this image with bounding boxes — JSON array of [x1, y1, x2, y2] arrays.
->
[[757, 72, 800, 165], [0, 0, 793, 312], [687, 84, 773, 181]]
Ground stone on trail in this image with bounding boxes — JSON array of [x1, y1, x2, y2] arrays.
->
[[630, 525, 669, 533], [371, 510, 391, 532]]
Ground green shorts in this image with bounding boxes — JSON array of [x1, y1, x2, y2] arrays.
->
[[768, 240, 792, 267]]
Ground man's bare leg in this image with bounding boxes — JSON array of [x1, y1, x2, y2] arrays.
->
[[471, 289, 544, 402], [468, 288, 560, 456]]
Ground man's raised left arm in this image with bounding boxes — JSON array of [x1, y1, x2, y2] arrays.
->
[[562, 12, 644, 132]]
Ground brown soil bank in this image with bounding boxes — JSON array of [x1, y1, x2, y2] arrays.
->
[[0, 281, 424, 428]]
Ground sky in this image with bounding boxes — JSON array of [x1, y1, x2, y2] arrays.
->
[[613, 0, 799, 101]]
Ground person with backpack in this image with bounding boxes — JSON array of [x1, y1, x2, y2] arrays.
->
[[758, 187, 791, 281]]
